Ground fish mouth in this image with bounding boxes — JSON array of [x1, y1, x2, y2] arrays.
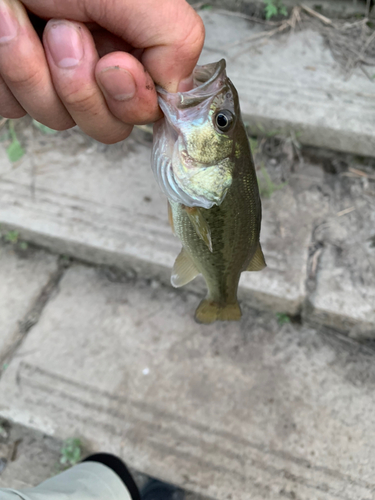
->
[[192, 59, 227, 95], [152, 59, 232, 209], [157, 59, 227, 114]]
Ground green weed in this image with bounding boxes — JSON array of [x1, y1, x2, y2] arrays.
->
[[32, 119, 57, 135], [249, 137, 259, 156], [4, 230, 19, 244], [257, 163, 286, 198], [60, 438, 82, 468], [7, 120, 25, 162], [2, 229, 29, 250], [263, 0, 288, 19], [247, 122, 283, 139], [276, 312, 291, 325]]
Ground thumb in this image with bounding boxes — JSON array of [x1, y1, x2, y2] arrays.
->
[[23, 0, 205, 93], [85, 0, 205, 92]]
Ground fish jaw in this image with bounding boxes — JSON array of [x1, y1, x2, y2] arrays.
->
[[152, 120, 228, 209], [151, 59, 237, 209], [152, 119, 233, 209], [172, 139, 233, 207]]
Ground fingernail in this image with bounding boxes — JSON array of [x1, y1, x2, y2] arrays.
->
[[178, 75, 194, 92], [46, 21, 83, 68], [0, 2, 19, 43], [98, 67, 136, 101]]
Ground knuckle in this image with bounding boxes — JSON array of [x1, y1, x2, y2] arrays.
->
[[51, 121, 76, 132], [2, 64, 45, 90], [95, 126, 132, 144], [190, 14, 206, 50], [176, 13, 205, 58], [59, 84, 133, 142], [38, 117, 76, 132], [0, 107, 26, 119], [61, 86, 100, 114], [0, 93, 26, 118], [0, 77, 26, 117]]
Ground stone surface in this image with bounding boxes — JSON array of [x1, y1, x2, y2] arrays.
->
[[198, 10, 375, 157], [0, 422, 62, 490], [239, 182, 320, 315], [0, 243, 58, 363], [307, 243, 375, 337], [304, 165, 375, 337], [1, 264, 375, 500], [0, 124, 320, 316], [0, 421, 206, 500], [0, 126, 178, 279], [190, 0, 369, 17], [1, 8, 374, 333]]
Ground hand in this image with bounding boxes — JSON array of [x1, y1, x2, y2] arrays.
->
[[0, 0, 205, 143]]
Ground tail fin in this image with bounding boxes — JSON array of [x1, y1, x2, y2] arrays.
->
[[195, 299, 242, 324]]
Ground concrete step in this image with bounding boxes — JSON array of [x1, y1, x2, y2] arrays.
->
[[0, 422, 64, 491], [1, 120, 374, 337], [0, 419, 205, 500], [1, 261, 375, 499], [197, 8, 375, 157], [191, 0, 370, 18], [0, 244, 59, 366], [0, 122, 316, 317]]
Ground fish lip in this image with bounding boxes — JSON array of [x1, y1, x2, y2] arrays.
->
[[156, 59, 227, 108], [155, 58, 230, 160], [190, 59, 227, 94]]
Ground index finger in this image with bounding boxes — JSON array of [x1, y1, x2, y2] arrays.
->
[[22, 0, 205, 92]]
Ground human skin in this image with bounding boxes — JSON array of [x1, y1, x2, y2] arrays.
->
[[0, 0, 205, 143]]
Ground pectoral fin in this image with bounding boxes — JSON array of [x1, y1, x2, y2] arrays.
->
[[168, 201, 175, 235], [171, 248, 200, 288], [246, 243, 267, 271], [185, 206, 213, 252]]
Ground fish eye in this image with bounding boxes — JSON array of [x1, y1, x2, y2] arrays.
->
[[215, 110, 234, 132]]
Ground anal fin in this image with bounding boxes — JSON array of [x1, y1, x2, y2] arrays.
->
[[185, 206, 213, 253], [246, 242, 267, 272], [171, 248, 200, 288]]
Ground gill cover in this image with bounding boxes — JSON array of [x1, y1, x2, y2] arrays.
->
[[152, 59, 238, 209]]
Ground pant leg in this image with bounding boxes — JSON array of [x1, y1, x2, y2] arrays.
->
[[0, 461, 135, 500]]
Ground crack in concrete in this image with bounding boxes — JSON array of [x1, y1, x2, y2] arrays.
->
[[0, 257, 70, 376]]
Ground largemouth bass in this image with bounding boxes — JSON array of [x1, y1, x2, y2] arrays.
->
[[152, 59, 265, 324]]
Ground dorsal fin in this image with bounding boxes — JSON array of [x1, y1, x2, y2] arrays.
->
[[246, 243, 267, 272], [171, 248, 200, 287], [185, 206, 213, 252]]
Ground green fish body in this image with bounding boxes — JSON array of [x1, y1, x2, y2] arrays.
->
[[152, 60, 265, 324]]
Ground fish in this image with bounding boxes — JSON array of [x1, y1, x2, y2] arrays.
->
[[151, 59, 266, 324]]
